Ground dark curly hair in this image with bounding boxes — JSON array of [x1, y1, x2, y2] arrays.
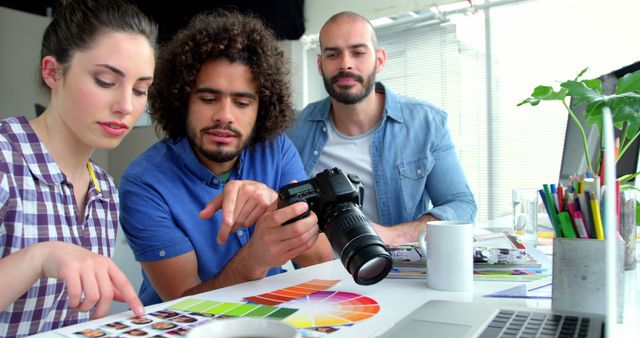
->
[[149, 10, 294, 144]]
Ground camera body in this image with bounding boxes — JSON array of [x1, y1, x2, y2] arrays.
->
[[278, 167, 392, 285], [277, 167, 364, 229]]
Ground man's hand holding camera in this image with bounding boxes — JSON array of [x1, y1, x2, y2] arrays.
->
[[242, 200, 321, 278], [199, 180, 323, 278]]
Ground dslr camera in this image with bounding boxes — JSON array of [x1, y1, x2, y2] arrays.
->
[[278, 167, 392, 285]]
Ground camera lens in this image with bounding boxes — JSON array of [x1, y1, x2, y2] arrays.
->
[[323, 202, 392, 285], [356, 255, 391, 283]]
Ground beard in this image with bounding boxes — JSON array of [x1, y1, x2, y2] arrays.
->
[[187, 122, 252, 163], [322, 67, 376, 105]]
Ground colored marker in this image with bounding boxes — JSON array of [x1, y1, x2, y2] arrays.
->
[[589, 191, 605, 240]]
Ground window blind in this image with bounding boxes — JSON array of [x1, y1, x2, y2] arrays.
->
[[376, 14, 494, 222]]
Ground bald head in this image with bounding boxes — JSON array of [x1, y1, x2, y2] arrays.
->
[[316, 11, 386, 106], [319, 11, 378, 50]]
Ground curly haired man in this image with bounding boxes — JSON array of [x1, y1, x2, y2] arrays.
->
[[119, 11, 333, 306]]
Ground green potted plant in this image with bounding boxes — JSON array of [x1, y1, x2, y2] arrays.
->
[[518, 67, 640, 224]]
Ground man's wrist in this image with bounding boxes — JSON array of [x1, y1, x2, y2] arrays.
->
[[413, 214, 440, 241], [233, 245, 269, 280]]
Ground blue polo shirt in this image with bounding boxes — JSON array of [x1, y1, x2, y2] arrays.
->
[[119, 135, 306, 305]]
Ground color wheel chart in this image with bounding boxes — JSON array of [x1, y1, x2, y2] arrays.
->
[[282, 290, 380, 328], [244, 279, 381, 329]]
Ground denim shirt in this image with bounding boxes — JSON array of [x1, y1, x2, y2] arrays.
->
[[288, 83, 477, 226]]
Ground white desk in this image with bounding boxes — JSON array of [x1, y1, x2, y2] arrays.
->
[[40, 257, 639, 338]]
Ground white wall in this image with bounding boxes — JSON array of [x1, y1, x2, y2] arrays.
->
[[0, 6, 50, 119]]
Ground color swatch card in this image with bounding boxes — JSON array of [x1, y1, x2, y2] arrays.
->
[[243, 279, 340, 305], [167, 299, 298, 319]]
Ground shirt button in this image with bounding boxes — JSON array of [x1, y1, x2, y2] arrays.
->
[[313, 150, 319, 156], [213, 179, 219, 185], [322, 127, 327, 132], [159, 250, 166, 257], [236, 230, 243, 237], [416, 169, 422, 175]]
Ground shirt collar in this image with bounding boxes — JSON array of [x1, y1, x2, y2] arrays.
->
[[11, 116, 65, 185], [377, 82, 403, 123]]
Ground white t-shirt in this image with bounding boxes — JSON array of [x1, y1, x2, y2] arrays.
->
[[311, 119, 381, 223]]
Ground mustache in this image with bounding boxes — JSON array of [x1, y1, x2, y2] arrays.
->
[[331, 71, 364, 84], [200, 123, 242, 137]]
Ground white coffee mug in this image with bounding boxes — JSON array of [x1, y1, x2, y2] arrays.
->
[[186, 317, 299, 338], [418, 221, 473, 291]]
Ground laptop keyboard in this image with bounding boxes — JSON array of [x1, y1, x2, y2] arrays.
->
[[478, 309, 592, 338]]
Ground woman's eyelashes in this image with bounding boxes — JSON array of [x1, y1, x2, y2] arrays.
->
[[95, 77, 114, 88], [95, 77, 148, 97], [133, 88, 148, 97]]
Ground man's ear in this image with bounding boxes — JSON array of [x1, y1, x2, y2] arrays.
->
[[41, 56, 61, 90], [375, 48, 386, 74]]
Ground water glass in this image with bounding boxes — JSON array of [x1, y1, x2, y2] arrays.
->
[[512, 188, 538, 247]]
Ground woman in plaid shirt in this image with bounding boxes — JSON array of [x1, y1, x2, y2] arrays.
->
[[0, 1, 157, 336]]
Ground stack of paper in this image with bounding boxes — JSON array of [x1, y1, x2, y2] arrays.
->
[[386, 232, 550, 281]]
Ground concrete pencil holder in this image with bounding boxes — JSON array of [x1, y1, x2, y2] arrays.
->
[[551, 238, 625, 323]]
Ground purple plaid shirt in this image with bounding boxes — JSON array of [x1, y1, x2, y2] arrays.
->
[[0, 116, 119, 337]]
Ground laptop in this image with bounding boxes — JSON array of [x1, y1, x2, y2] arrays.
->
[[378, 108, 619, 338]]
